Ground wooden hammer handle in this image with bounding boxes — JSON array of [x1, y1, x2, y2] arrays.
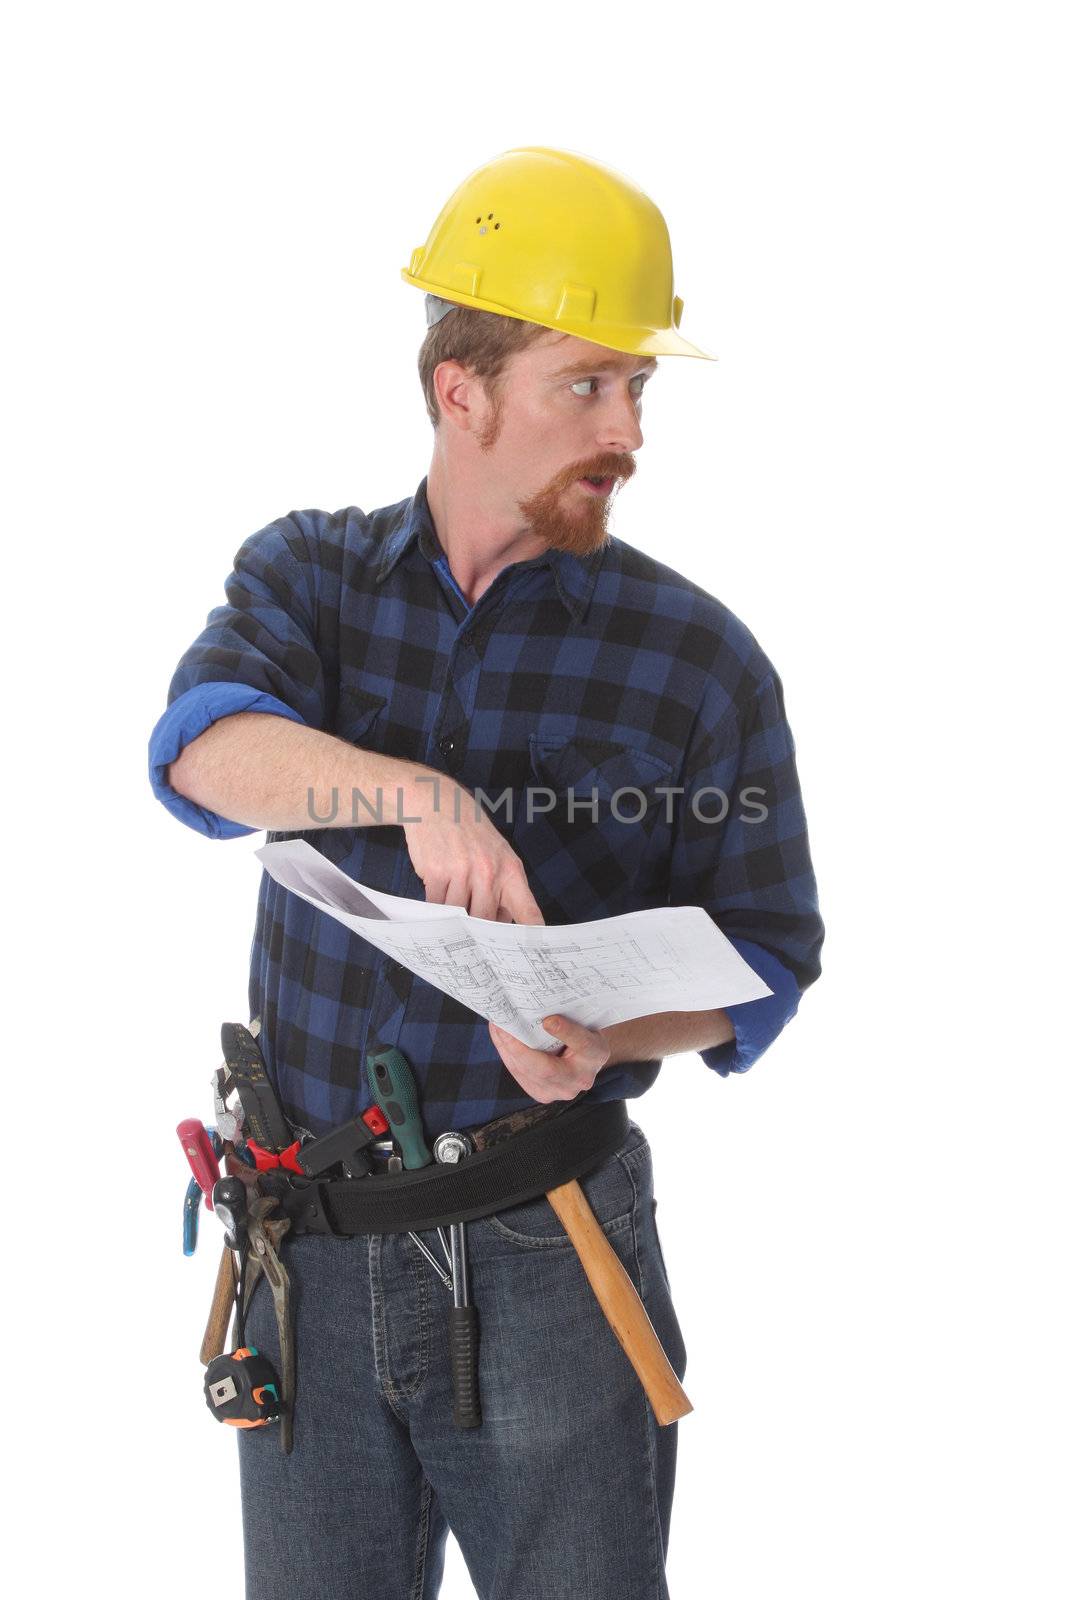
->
[[546, 1178, 693, 1426], [200, 1243, 237, 1366]]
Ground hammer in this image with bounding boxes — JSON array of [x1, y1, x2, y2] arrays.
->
[[467, 1088, 691, 1424], [546, 1177, 692, 1426]]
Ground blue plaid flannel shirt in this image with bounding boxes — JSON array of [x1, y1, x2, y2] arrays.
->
[[149, 477, 823, 1140]]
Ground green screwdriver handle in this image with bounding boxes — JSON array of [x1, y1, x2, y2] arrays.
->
[[366, 1047, 432, 1169]]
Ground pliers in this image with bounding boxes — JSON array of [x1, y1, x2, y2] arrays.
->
[[240, 1193, 294, 1453]]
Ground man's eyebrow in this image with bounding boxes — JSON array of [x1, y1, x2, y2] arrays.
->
[[546, 356, 659, 379]]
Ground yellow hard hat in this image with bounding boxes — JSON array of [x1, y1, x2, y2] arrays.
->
[[401, 146, 716, 361]]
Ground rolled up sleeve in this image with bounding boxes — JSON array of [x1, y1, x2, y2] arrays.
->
[[148, 683, 307, 838], [669, 664, 824, 1077], [147, 516, 327, 838]]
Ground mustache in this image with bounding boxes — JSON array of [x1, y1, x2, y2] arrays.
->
[[569, 456, 636, 485]]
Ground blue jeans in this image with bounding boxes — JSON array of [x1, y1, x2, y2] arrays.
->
[[237, 1118, 687, 1599]]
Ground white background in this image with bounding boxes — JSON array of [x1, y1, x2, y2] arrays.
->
[[5, 2, 1063, 1596]]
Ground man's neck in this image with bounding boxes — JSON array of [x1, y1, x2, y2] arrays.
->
[[426, 457, 550, 606]]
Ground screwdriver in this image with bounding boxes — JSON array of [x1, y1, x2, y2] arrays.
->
[[366, 1048, 432, 1169], [434, 1130, 481, 1428], [366, 1048, 453, 1291]]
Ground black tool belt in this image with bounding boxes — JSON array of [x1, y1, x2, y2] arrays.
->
[[262, 1097, 630, 1237]]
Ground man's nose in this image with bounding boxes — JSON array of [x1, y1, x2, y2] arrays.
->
[[595, 390, 644, 454]]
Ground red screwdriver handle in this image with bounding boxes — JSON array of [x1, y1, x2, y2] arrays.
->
[[177, 1118, 222, 1210]]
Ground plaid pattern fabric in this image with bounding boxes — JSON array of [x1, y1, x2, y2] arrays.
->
[[149, 477, 824, 1140]]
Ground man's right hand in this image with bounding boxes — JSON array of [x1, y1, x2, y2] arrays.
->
[[165, 719, 543, 925], [402, 774, 545, 924]]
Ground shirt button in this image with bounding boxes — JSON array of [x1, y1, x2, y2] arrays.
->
[[438, 736, 455, 755]]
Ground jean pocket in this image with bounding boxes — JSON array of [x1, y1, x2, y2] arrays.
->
[[650, 1197, 674, 1296], [485, 1124, 648, 1248]]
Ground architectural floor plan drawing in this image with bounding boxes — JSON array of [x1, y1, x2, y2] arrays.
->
[[256, 839, 771, 1051]]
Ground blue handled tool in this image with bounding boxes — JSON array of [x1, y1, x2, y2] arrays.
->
[[182, 1176, 202, 1256], [366, 1050, 454, 1291], [366, 1048, 432, 1169]]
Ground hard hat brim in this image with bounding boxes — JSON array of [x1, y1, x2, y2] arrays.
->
[[401, 269, 717, 362]]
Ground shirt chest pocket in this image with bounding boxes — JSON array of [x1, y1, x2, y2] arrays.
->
[[515, 737, 677, 911], [332, 684, 387, 749], [529, 738, 675, 807]]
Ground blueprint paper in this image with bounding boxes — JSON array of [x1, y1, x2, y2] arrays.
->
[[255, 839, 772, 1053]]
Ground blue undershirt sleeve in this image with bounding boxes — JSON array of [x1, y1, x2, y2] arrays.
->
[[701, 935, 803, 1078], [148, 682, 306, 839]]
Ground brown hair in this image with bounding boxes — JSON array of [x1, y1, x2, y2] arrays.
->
[[417, 303, 556, 429]]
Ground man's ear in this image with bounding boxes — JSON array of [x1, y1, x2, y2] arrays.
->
[[434, 359, 480, 432]]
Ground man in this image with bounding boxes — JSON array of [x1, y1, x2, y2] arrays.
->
[[150, 147, 823, 1600]]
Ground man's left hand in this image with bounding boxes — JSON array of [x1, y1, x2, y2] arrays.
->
[[487, 1014, 611, 1104]]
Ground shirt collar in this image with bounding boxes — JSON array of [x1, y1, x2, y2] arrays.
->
[[375, 476, 606, 624]]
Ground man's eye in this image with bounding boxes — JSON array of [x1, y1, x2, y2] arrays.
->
[[570, 375, 649, 398]]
